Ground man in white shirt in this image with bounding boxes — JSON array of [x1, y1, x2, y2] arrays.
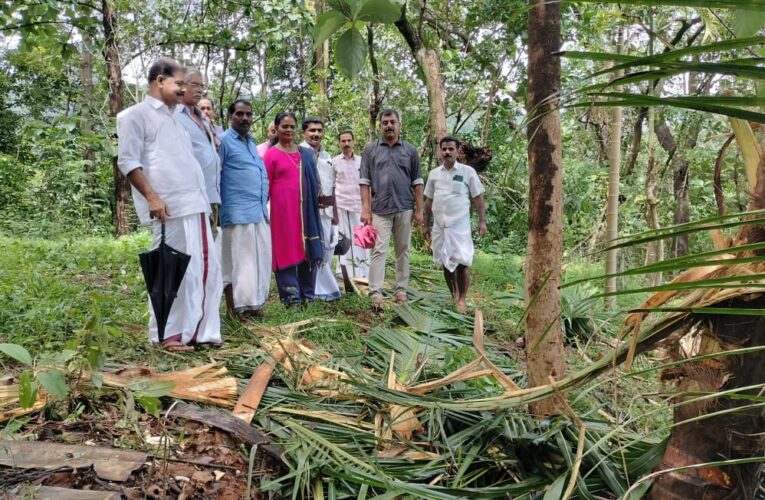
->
[[332, 130, 369, 289], [423, 136, 487, 314], [301, 117, 341, 301], [117, 58, 222, 351]]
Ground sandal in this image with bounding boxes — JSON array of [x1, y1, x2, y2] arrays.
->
[[161, 340, 195, 352]]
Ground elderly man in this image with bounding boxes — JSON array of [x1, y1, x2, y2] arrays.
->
[[198, 97, 224, 137], [177, 70, 221, 237], [424, 136, 486, 314], [301, 117, 341, 301], [360, 109, 423, 309], [332, 130, 369, 288], [219, 100, 272, 317], [117, 58, 222, 350]]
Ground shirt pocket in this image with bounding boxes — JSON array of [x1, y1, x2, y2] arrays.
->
[[452, 181, 468, 195]]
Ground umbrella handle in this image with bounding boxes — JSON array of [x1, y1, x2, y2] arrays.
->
[[161, 222, 165, 244]]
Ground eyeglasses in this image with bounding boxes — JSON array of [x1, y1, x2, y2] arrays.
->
[[187, 82, 206, 90]]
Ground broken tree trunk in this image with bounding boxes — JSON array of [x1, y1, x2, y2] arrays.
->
[[649, 296, 765, 498]]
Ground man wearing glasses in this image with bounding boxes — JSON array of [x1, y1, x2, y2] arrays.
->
[[177, 69, 222, 237]]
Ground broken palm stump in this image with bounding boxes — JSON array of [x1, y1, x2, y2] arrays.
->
[[647, 295, 765, 499]]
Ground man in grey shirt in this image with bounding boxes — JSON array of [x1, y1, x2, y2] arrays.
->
[[177, 69, 222, 236], [360, 108, 424, 309]]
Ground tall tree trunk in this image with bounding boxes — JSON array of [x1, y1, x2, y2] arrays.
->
[[395, 11, 447, 161], [645, 106, 663, 285], [313, 0, 329, 118], [623, 107, 646, 176], [714, 136, 735, 216], [605, 27, 624, 309], [79, 33, 95, 173], [367, 25, 382, 144], [102, 0, 129, 236], [654, 117, 701, 258], [481, 54, 507, 150], [524, 0, 565, 416]]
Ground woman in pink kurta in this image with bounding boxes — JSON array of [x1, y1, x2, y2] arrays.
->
[[263, 112, 323, 305], [264, 145, 303, 270]]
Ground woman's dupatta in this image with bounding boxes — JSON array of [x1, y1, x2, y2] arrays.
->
[[299, 146, 324, 264]]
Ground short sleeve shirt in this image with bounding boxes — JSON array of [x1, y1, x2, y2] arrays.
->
[[424, 162, 484, 227], [359, 139, 423, 215]]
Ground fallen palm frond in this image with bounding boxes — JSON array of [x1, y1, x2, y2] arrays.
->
[[237, 304, 669, 498], [101, 363, 237, 407]]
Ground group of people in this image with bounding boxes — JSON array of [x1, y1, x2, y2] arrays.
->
[[117, 58, 487, 351]]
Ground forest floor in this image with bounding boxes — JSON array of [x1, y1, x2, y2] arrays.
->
[[0, 232, 668, 498]]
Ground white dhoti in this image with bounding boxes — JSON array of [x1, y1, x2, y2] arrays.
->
[[221, 222, 272, 311], [314, 213, 341, 301], [431, 216, 474, 273], [148, 213, 222, 345], [335, 208, 369, 278]]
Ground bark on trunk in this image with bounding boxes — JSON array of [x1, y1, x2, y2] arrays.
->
[[654, 117, 700, 258], [79, 34, 96, 174], [645, 107, 663, 285], [102, 0, 129, 236], [623, 108, 646, 176], [367, 25, 382, 144], [605, 29, 624, 309], [524, 0, 565, 416], [313, 0, 328, 118], [714, 136, 735, 216], [395, 12, 447, 163]]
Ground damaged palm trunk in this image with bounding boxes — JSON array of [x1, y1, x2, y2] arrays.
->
[[650, 300, 765, 499]]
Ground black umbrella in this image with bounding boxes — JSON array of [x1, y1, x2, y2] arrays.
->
[[138, 223, 191, 343]]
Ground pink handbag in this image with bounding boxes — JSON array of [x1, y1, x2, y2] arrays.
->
[[353, 224, 378, 249]]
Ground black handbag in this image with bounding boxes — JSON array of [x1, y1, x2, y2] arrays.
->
[[334, 232, 352, 256]]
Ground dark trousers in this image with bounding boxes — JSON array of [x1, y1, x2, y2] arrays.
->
[[275, 261, 317, 305]]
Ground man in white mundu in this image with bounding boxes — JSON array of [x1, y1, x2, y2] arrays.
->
[[117, 58, 222, 351], [424, 136, 487, 314], [332, 130, 369, 288], [219, 100, 272, 317], [301, 117, 341, 301]]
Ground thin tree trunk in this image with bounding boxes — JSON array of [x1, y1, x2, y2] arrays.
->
[[367, 25, 382, 144], [481, 55, 506, 149], [395, 11, 447, 161], [102, 0, 129, 236], [313, 0, 329, 118], [623, 107, 646, 176], [79, 33, 95, 173], [605, 26, 623, 309], [714, 136, 735, 216], [654, 117, 700, 258], [645, 106, 663, 285], [524, 0, 565, 417]]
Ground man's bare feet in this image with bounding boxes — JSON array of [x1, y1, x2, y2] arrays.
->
[[371, 294, 384, 312], [456, 300, 467, 314], [394, 291, 408, 304]]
